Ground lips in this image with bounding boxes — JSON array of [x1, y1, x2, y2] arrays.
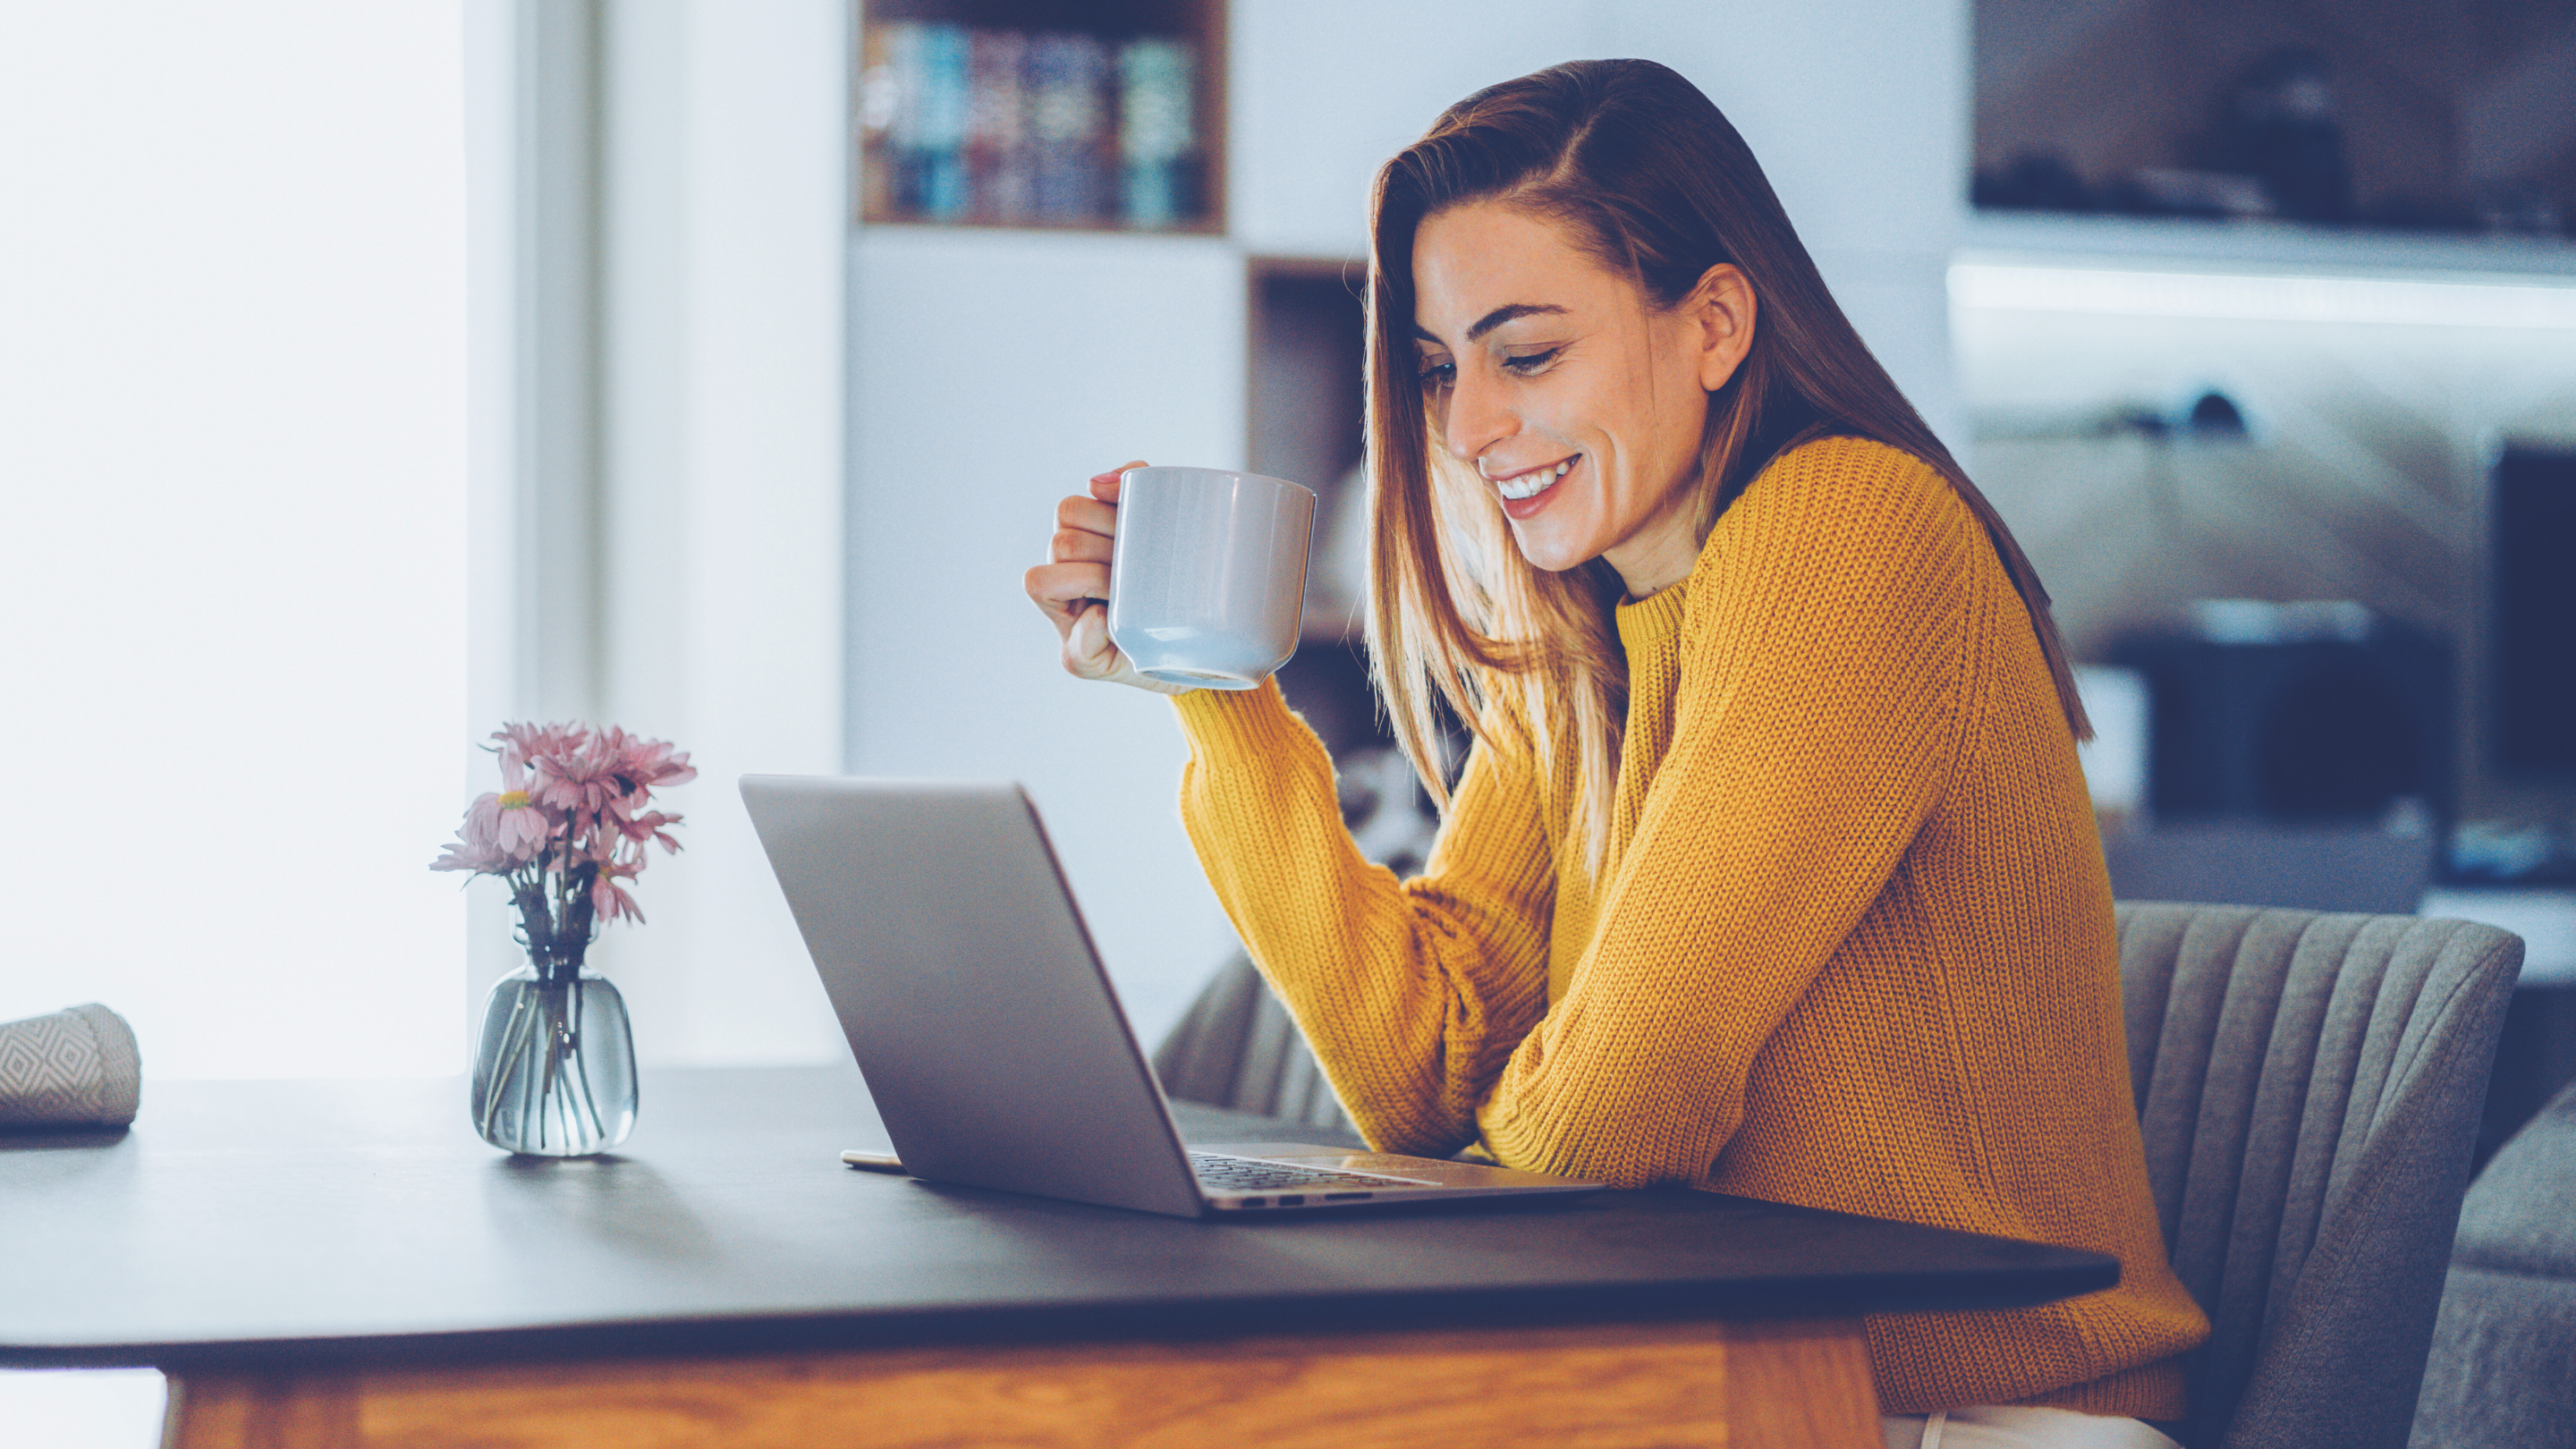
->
[[1488, 454, 1578, 521], [1492, 455, 1575, 501]]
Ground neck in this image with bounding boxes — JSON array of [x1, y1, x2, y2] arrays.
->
[[1606, 509, 1707, 599]]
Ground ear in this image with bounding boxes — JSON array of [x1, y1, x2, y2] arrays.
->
[[1684, 264, 1757, 394]]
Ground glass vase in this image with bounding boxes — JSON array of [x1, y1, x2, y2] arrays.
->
[[469, 965, 637, 1156]]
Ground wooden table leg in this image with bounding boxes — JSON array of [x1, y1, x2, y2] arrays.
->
[[1721, 1318, 1884, 1448], [165, 1369, 358, 1449], [169, 1317, 1880, 1449]]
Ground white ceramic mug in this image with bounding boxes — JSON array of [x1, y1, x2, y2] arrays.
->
[[1107, 466, 1316, 690]]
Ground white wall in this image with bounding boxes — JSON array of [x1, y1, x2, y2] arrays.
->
[[462, 0, 523, 1049], [845, 229, 1248, 1044], [1225, 1, 1601, 256], [0, 4, 469, 1077], [569, 0, 852, 1066]]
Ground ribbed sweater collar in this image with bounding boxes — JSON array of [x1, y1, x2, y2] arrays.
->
[[1613, 580, 1690, 661]]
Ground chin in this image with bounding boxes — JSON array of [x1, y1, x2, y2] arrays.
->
[[1504, 524, 1597, 576]]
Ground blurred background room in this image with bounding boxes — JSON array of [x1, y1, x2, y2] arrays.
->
[[0, 0, 2570, 1442]]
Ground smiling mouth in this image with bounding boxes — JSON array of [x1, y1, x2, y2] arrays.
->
[[1494, 456, 1575, 502]]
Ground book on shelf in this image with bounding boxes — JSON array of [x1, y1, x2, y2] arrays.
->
[[1118, 37, 1195, 229], [966, 30, 1032, 223], [1028, 31, 1110, 223], [860, 20, 1201, 229]]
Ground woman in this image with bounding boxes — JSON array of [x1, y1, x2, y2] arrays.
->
[[1026, 60, 2207, 1446]]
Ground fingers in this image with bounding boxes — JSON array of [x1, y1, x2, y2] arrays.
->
[[1027, 470, 1121, 662], [1030, 459, 1196, 695], [1063, 601, 1122, 681], [1055, 494, 1116, 548], [1025, 560, 1111, 631], [1089, 459, 1147, 503], [1051, 527, 1112, 566]]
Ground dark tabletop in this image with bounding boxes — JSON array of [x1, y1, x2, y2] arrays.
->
[[0, 1066, 2117, 1370]]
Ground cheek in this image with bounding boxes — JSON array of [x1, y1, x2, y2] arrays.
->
[[1614, 327, 1704, 448], [1510, 388, 1592, 453]]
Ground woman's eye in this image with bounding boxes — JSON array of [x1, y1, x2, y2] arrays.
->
[[1417, 359, 1455, 390], [1502, 348, 1562, 375]]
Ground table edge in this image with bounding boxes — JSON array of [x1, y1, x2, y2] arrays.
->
[[4, 1257, 2117, 1371]]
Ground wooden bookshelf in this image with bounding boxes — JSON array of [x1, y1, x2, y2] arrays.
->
[[1242, 254, 1462, 852], [1247, 258, 1366, 522], [854, 0, 1224, 233]]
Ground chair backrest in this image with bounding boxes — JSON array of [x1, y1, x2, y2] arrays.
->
[[2116, 902, 2522, 1449], [1149, 951, 1356, 1134]]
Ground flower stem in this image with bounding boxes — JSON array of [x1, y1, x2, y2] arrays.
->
[[477, 986, 538, 1142], [569, 980, 608, 1143]]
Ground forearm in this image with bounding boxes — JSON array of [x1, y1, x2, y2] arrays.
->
[[1173, 682, 1551, 1155], [1473, 739, 1943, 1185]]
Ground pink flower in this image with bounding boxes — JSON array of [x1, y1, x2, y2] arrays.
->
[[492, 721, 585, 779], [614, 808, 686, 854], [610, 731, 697, 792], [472, 788, 554, 860], [432, 800, 510, 874], [589, 853, 644, 924], [577, 830, 642, 870], [531, 731, 625, 818], [436, 721, 690, 936], [433, 788, 552, 875], [430, 836, 507, 874]]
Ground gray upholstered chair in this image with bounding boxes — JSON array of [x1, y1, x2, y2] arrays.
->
[[2117, 902, 2521, 1449], [1150, 950, 1356, 1134], [2408, 1074, 2576, 1448], [1154, 904, 2524, 1449]]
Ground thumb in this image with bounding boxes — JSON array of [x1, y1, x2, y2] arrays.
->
[[1065, 603, 1120, 679]]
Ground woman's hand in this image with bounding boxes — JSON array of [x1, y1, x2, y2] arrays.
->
[[1025, 462, 1195, 695]]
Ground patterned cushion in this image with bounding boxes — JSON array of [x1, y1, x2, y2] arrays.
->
[[0, 1004, 140, 1128]]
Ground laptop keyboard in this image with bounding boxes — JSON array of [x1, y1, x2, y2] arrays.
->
[[1188, 1152, 1418, 1192]]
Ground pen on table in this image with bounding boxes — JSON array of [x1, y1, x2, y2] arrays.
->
[[841, 1149, 907, 1174]]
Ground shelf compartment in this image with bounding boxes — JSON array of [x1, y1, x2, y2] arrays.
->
[[855, 0, 1224, 234]]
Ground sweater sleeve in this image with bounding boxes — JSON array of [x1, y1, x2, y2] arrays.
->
[[1475, 453, 1976, 1186], [1172, 681, 1555, 1157]]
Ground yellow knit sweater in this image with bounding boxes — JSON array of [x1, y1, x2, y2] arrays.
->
[[1170, 436, 2209, 1417]]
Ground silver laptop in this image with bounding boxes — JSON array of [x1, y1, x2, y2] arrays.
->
[[740, 775, 1603, 1217]]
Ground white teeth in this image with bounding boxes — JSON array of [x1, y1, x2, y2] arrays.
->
[[1496, 458, 1574, 501]]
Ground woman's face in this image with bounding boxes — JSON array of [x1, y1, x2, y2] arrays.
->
[[1410, 200, 1750, 597]]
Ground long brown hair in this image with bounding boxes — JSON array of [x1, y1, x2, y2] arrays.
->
[[1363, 59, 2089, 866]]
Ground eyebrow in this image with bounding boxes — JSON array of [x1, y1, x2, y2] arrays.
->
[[1411, 302, 1569, 345]]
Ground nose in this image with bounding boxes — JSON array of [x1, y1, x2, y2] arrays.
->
[[1440, 364, 1517, 467]]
